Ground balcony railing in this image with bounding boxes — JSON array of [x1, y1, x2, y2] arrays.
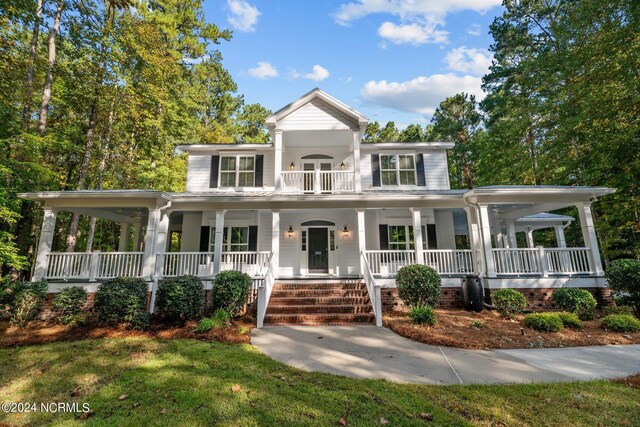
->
[[492, 247, 593, 276], [281, 170, 355, 194]]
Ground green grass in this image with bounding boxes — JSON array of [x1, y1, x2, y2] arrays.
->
[[1, 338, 639, 426]]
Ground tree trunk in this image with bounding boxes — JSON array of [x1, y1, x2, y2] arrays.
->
[[37, 0, 64, 134], [22, 0, 44, 130]]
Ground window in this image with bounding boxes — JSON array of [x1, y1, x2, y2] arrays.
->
[[208, 226, 249, 252], [219, 155, 255, 187], [380, 154, 416, 186], [389, 225, 428, 250], [301, 230, 307, 251]]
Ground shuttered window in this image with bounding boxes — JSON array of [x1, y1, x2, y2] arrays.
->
[[208, 226, 258, 252], [380, 154, 416, 186], [219, 155, 255, 187]]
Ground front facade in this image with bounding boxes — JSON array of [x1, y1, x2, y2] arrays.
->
[[22, 89, 614, 327]]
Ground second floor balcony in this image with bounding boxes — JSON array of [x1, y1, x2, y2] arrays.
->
[[281, 170, 355, 194]]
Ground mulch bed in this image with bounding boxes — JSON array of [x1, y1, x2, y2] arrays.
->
[[0, 316, 255, 348], [614, 374, 640, 389], [384, 309, 640, 350]]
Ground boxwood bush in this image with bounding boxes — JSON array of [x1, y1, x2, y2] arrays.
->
[[0, 279, 48, 327], [52, 286, 88, 324], [551, 288, 597, 320], [601, 314, 640, 332], [556, 311, 582, 328], [211, 271, 252, 316], [523, 313, 564, 332], [396, 264, 441, 308], [492, 288, 527, 319], [605, 259, 640, 314], [94, 277, 149, 329], [410, 305, 436, 325], [155, 275, 204, 321]]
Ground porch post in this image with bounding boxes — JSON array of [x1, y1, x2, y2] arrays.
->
[[576, 202, 604, 275], [142, 208, 160, 278], [271, 210, 280, 277], [410, 208, 424, 265], [274, 130, 283, 191], [356, 209, 366, 276], [477, 204, 496, 277], [464, 207, 482, 275], [493, 219, 504, 248], [525, 227, 535, 248], [33, 208, 57, 280], [118, 223, 130, 252], [505, 220, 517, 249], [212, 210, 226, 275], [554, 225, 567, 248], [353, 130, 362, 192]]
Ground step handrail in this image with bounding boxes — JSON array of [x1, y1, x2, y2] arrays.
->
[[361, 251, 382, 326]]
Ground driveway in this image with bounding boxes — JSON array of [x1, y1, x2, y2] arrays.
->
[[251, 326, 640, 385]]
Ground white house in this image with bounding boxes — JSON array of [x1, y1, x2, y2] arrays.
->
[[21, 88, 614, 327]]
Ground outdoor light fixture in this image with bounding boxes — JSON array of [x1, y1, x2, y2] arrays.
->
[[289, 162, 295, 170], [288, 225, 294, 237], [342, 225, 349, 236], [340, 161, 346, 170]]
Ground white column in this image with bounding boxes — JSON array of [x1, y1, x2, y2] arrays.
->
[[118, 223, 130, 251], [493, 218, 504, 248], [554, 225, 567, 248], [505, 220, 517, 249], [33, 208, 57, 280], [464, 207, 482, 275], [271, 210, 280, 277], [212, 210, 226, 275], [353, 130, 362, 192], [356, 209, 366, 276], [526, 227, 535, 248], [577, 202, 604, 275], [142, 208, 160, 278], [477, 204, 496, 277], [274, 130, 283, 191], [410, 208, 424, 265]]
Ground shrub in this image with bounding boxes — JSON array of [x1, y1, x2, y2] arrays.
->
[[603, 305, 635, 316], [94, 277, 149, 329], [193, 317, 214, 333], [601, 314, 640, 333], [155, 275, 204, 321], [524, 313, 564, 332], [396, 264, 441, 308], [470, 320, 486, 329], [192, 309, 231, 333], [606, 259, 640, 314], [556, 311, 582, 328], [551, 288, 597, 320], [492, 289, 527, 319], [52, 286, 88, 324], [0, 279, 48, 327], [410, 305, 436, 325], [211, 271, 252, 316]]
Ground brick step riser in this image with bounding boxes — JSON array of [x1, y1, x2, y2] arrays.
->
[[266, 305, 373, 314], [267, 297, 371, 306], [273, 284, 365, 290], [270, 290, 368, 298], [264, 314, 375, 325]]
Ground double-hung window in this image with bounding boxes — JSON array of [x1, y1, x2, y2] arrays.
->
[[220, 155, 255, 187], [388, 225, 428, 250], [209, 226, 249, 252], [380, 154, 416, 186]]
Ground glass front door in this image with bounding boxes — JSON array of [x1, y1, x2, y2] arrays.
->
[[303, 161, 332, 193]]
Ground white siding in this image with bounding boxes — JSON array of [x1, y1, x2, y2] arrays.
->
[[278, 98, 357, 131], [360, 149, 450, 190], [434, 210, 456, 249], [180, 212, 202, 251]]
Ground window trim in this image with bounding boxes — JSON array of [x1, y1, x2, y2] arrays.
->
[[218, 154, 256, 188], [379, 154, 417, 187]]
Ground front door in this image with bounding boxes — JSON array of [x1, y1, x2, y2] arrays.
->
[[308, 227, 329, 273]]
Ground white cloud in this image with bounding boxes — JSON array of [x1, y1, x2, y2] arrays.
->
[[227, 0, 260, 32], [247, 61, 278, 79], [378, 21, 448, 45], [445, 46, 493, 76], [290, 65, 330, 82], [360, 73, 484, 117], [467, 23, 482, 36]]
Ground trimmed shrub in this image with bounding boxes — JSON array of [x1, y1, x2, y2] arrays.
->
[[52, 286, 88, 324], [0, 279, 48, 327], [606, 259, 640, 314], [601, 314, 640, 333], [155, 275, 204, 321], [523, 313, 564, 332], [556, 311, 582, 328], [396, 264, 441, 308], [551, 288, 597, 320], [492, 288, 527, 319], [211, 271, 252, 316], [410, 305, 436, 325], [94, 277, 149, 330]]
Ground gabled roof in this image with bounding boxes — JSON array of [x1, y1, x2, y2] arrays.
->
[[265, 88, 368, 127]]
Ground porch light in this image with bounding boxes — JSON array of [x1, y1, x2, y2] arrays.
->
[[289, 162, 295, 170], [340, 161, 346, 170], [288, 225, 294, 237], [342, 225, 349, 236]]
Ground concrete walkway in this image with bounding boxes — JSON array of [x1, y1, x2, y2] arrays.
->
[[251, 326, 640, 385]]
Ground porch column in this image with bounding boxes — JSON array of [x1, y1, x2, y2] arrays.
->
[[353, 130, 362, 192], [356, 209, 366, 276], [410, 208, 424, 265], [554, 225, 567, 248], [576, 202, 604, 275], [271, 210, 280, 276], [493, 219, 504, 248], [33, 208, 57, 280], [505, 220, 517, 249], [142, 208, 160, 278], [477, 204, 497, 277], [274, 130, 283, 191], [464, 207, 482, 275], [212, 210, 226, 275], [525, 227, 535, 248], [118, 223, 130, 252]]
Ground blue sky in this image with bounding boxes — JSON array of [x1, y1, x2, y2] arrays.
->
[[203, 0, 503, 128]]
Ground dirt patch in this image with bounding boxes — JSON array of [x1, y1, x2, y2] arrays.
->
[[614, 374, 640, 389], [384, 309, 640, 349], [0, 316, 255, 348]]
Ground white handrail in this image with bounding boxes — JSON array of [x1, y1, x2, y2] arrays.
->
[[492, 248, 541, 275], [544, 247, 592, 275], [361, 251, 382, 326], [423, 249, 474, 274], [160, 251, 270, 278], [46, 252, 92, 280], [97, 252, 144, 278], [257, 251, 275, 328], [365, 250, 416, 276], [281, 170, 355, 193]]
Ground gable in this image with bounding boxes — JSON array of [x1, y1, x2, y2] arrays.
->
[[277, 98, 359, 131]]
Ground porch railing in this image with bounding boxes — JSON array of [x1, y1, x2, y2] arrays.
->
[[97, 252, 144, 279], [365, 250, 416, 276], [544, 248, 592, 275], [361, 251, 382, 326], [46, 252, 93, 280], [492, 247, 593, 276], [492, 248, 541, 275], [423, 249, 474, 275], [160, 251, 271, 278], [281, 170, 355, 194]]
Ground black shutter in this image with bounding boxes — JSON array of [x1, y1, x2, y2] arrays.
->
[[209, 155, 220, 188], [254, 155, 264, 187], [199, 226, 210, 252], [379, 224, 389, 250], [248, 226, 258, 251], [415, 153, 426, 186], [427, 224, 438, 249], [371, 154, 381, 187]]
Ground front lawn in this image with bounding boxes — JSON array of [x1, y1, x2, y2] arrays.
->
[[1, 338, 639, 426]]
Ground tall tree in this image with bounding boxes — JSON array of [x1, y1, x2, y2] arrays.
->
[[37, 0, 63, 134], [399, 124, 423, 142], [21, 0, 43, 130]]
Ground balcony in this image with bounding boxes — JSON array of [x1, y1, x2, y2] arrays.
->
[[281, 170, 355, 194]]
